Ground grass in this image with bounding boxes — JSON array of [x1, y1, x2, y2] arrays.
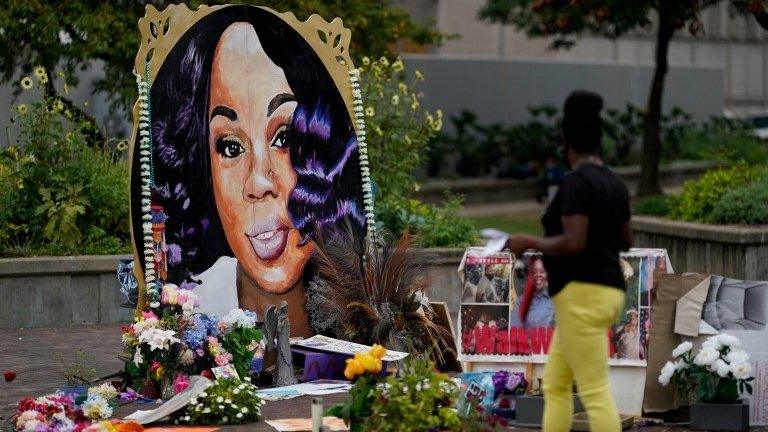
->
[[468, 214, 543, 236]]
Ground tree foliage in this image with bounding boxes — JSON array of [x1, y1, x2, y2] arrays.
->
[[0, 0, 444, 122], [479, 0, 768, 196]]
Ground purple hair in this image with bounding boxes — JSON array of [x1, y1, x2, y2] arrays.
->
[[130, 6, 365, 282]]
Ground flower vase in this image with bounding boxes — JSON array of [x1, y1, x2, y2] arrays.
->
[[140, 378, 160, 400], [160, 374, 176, 401]]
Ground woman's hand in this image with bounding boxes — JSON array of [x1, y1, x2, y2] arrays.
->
[[506, 235, 535, 255]]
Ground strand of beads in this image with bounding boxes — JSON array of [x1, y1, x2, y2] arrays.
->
[[135, 64, 159, 308], [349, 68, 375, 237]]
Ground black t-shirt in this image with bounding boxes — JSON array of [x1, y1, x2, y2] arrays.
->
[[541, 163, 630, 297]]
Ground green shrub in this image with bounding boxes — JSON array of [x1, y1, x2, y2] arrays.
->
[[374, 193, 477, 248], [679, 117, 768, 164], [1, 77, 129, 257], [634, 195, 677, 217], [362, 57, 478, 246], [709, 178, 768, 225], [670, 165, 765, 223]]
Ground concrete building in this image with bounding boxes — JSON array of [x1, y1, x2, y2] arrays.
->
[[395, 0, 767, 123]]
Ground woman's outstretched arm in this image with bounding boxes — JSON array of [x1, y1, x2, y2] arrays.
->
[[506, 214, 589, 256]]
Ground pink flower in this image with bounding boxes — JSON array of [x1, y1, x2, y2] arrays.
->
[[150, 361, 161, 373], [214, 354, 230, 366], [173, 374, 190, 393], [141, 311, 157, 320]]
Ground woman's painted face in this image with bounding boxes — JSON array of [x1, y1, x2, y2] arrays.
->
[[208, 23, 313, 293], [531, 259, 548, 291]]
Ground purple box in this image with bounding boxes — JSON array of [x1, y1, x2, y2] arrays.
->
[[291, 347, 350, 381], [291, 347, 392, 382]]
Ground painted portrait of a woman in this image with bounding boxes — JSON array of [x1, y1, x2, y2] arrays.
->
[[130, 5, 366, 336]]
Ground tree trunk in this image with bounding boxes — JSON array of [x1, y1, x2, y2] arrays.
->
[[42, 68, 106, 147], [637, 14, 675, 197]]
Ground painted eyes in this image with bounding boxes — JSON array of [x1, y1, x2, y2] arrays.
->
[[216, 136, 245, 158], [214, 125, 290, 158], [271, 126, 290, 149]]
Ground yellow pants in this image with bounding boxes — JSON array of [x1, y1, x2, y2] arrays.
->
[[542, 282, 626, 432]]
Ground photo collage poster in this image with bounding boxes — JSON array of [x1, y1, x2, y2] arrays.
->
[[458, 247, 672, 365], [458, 248, 515, 360]]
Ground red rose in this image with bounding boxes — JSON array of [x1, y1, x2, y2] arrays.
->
[[499, 398, 510, 409], [4, 370, 16, 382], [201, 369, 213, 379], [18, 397, 34, 412]]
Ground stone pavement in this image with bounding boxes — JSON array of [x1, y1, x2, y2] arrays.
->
[[0, 325, 125, 422], [1, 324, 765, 431]]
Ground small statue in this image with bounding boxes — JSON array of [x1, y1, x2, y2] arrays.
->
[[264, 301, 297, 386]]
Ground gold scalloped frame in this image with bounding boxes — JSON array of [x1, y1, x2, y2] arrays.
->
[[128, 4, 358, 311]]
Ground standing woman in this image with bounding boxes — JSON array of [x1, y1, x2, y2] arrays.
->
[[506, 90, 632, 432]]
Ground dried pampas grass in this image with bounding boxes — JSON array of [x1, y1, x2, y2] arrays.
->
[[306, 227, 455, 365]]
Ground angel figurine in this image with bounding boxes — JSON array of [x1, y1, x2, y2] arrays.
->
[[264, 300, 297, 386]]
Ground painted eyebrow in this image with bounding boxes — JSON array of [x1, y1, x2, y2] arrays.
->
[[267, 93, 296, 117], [210, 105, 237, 122]]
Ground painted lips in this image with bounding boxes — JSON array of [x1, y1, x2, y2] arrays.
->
[[246, 216, 290, 261]]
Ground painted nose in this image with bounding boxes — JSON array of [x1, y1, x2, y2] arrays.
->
[[243, 152, 277, 201]]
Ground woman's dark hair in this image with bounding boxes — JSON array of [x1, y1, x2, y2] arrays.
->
[[130, 5, 365, 282], [561, 89, 604, 154]]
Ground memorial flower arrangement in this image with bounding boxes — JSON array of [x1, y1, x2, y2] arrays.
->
[[490, 371, 527, 418], [13, 392, 144, 432], [364, 355, 466, 432], [327, 344, 388, 432], [122, 282, 261, 398], [659, 333, 755, 403], [174, 378, 263, 426]]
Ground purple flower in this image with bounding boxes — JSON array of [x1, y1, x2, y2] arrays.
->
[[119, 388, 139, 402]]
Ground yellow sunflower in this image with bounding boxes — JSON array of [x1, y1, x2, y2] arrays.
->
[[365, 106, 375, 117], [52, 99, 64, 112], [65, 132, 74, 142], [117, 140, 129, 151], [16, 104, 28, 115], [20, 76, 33, 90], [34, 66, 47, 83]]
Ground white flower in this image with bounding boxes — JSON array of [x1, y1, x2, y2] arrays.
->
[[672, 341, 693, 358], [241, 407, 249, 413], [133, 349, 144, 367], [725, 349, 750, 364], [203, 408, 211, 414], [236, 413, 243, 419], [58, 29, 73, 45], [88, 382, 118, 400], [216, 396, 224, 403], [730, 362, 753, 380], [222, 309, 256, 329], [714, 359, 730, 377], [138, 328, 180, 351], [674, 359, 688, 371], [702, 335, 723, 351], [82, 395, 113, 420], [718, 333, 741, 349], [22, 420, 44, 432], [694, 347, 719, 367], [658, 361, 676, 385]]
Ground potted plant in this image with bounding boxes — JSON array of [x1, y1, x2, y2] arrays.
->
[[659, 333, 754, 431], [327, 344, 388, 432], [56, 349, 97, 399]]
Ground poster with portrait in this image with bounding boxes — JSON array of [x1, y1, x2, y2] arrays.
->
[[128, 4, 369, 335], [457, 248, 515, 360], [459, 247, 671, 364]]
